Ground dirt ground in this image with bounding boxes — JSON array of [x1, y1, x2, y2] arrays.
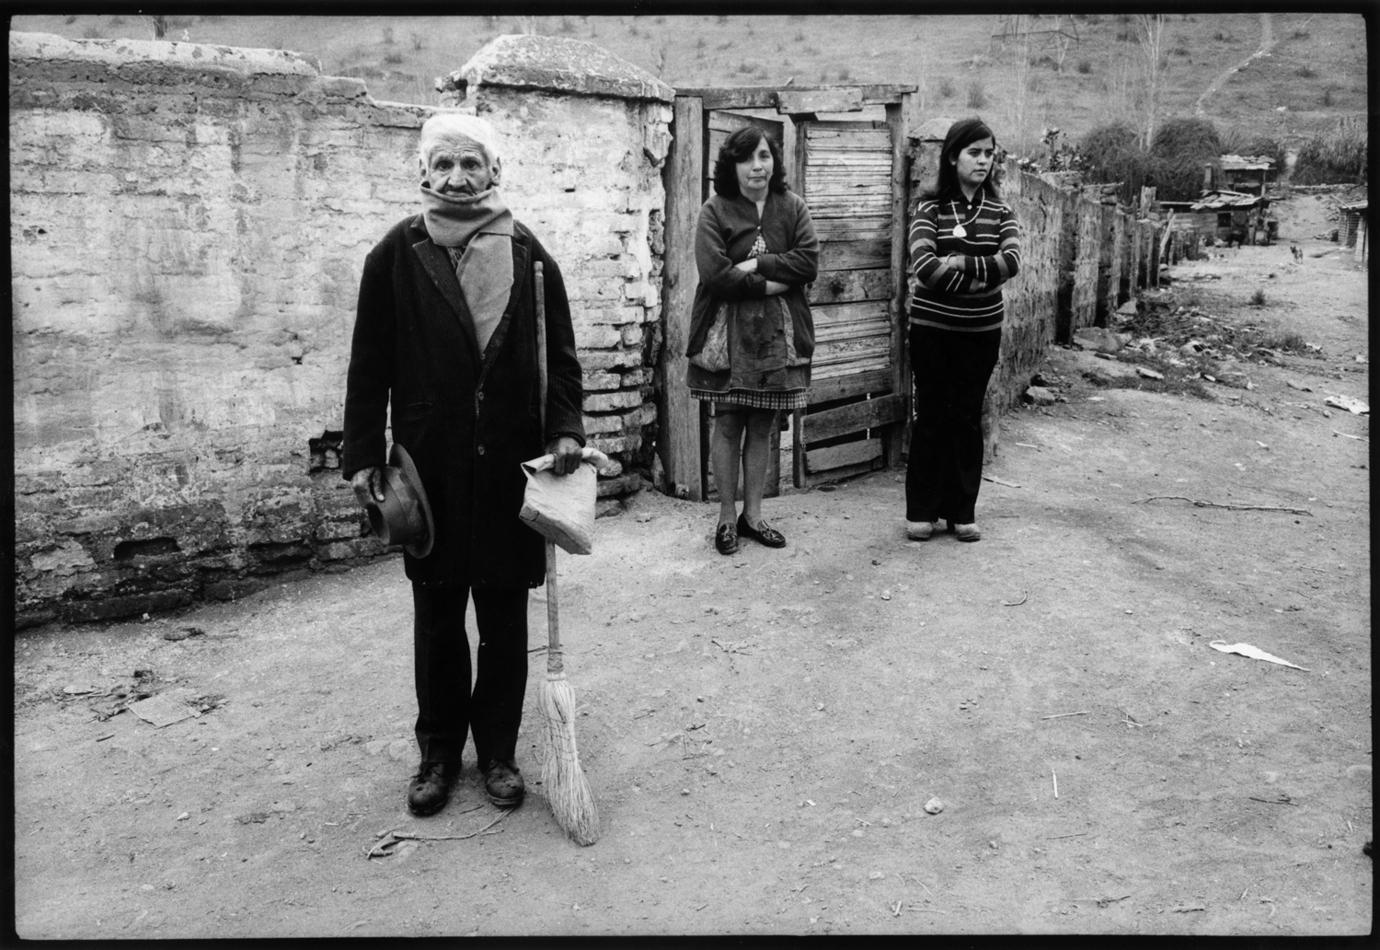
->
[[11, 193, 1371, 938]]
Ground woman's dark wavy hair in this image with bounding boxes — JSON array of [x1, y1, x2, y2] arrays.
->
[[712, 127, 789, 197], [925, 116, 1002, 202]]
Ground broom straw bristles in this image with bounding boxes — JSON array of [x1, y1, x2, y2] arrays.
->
[[539, 673, 599, 846]]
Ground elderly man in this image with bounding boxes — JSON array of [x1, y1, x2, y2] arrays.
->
[[343, 113, 585, 816]]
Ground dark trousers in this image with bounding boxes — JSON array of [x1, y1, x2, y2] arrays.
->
[[905, 325, 1001, 525], [412, 582, 529, 767]]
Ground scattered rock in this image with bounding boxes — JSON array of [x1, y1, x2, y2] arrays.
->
[[1324, 395, 1369, 415], [1074, 327, 1128, 354], [923, 798, 944, 815], [1024, 386, 1057, 406], [1136, 367, 1165, 380]]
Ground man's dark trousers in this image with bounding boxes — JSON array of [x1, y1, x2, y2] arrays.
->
[[411, 582, 529, 767]]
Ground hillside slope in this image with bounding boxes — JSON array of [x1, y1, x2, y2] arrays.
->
[[11, 12, 1367, 155]]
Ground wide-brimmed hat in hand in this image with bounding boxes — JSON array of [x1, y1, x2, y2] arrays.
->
[[365, 443, 435, 559]]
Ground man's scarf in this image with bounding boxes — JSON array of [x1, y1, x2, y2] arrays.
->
[[420, 183, 514, 354]]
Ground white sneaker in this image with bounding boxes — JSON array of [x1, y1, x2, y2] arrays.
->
[[905, 520, 935, 541]]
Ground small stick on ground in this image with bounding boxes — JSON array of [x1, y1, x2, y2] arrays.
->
[[1332, 430, 1366, 441], [1040, 710, 1089, 720], [1048, 832, 1086, 839], [394, 812, 509, 840], [982, 475, 1022, 488], [1002, 591, 1029, 606], [367, 812, 510, 855], [1138, 495, 1311, 515], [1052, 770, 1059, 799]]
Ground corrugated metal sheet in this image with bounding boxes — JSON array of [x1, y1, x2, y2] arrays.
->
[[1191, 190, 1264, 211]]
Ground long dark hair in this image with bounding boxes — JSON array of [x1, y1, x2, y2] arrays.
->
[[926, 116, 1002, 202], [712, 127, 788, 198]]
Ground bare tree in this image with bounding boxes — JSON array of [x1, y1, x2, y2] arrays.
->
[[1005, 14, 1034, 156], [151, 15, 167, 39], [1135, 13, 1166, 147]]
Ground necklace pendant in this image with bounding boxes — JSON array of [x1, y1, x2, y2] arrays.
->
[[952, 224, 967, 238]]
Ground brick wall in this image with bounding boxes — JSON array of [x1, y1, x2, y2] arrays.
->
[[9, 31, 671, 627]]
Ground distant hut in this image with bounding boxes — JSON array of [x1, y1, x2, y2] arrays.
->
[[1339, 200, 1367, 247], [1164, 190, 1274, 246], [1204, 154, 1276, 197]]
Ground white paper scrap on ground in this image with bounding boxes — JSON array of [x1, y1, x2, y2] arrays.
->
[[127, 689, 202, 727], [1208, 640, 1310, 671]]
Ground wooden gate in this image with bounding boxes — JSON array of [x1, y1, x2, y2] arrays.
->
[[659, 84, 915, 499]]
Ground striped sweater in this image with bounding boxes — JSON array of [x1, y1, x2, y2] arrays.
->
[[907, 193, 1021, 333]]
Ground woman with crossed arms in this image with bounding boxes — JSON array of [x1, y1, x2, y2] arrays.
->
[[904, 116, 1020, 544]]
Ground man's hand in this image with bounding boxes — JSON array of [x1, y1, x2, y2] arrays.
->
[[546, 436, 584, 476], [351, 466, 385, 507], [734, 258, 759, 273]]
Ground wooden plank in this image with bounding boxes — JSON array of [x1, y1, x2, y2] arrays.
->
[[858, 83, 919, 105], [806, 437, 883, 473], [777, 87, 864, 115], [808, 121, 890, 135], [802, 394, 906, 444], [820, 238, 891, 271], [805, 154, 894, 169], [813, 225, 892, 243], [808, 369, 892, 403], [812, 301, 890, 343], [791, 407, 806, 488], [806, 456, 886, 484], [675, 85, 915, 111], [812, 298, 890, 326], [812, 352, 890, 378], [658, 96, 704, 501], [678, 87, 779, 110], [886, 97, 912, 468], [808, 268, 892, 304]]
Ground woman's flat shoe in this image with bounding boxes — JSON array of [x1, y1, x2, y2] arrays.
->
[[737, 514, 786, 548], [952, 522, 981, 542], [715, 522, 738, 555], [906, 520, 935, 541]]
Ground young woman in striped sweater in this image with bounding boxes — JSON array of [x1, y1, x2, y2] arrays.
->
[[905, 117, 1020, 543]]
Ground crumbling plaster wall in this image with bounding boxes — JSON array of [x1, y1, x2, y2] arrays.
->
[[9, 31, 671, 627]]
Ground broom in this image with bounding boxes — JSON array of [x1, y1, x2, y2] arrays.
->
[[533, 259, 600, 846]]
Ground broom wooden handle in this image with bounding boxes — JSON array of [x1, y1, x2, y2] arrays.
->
[[533, 261, 564, 673]]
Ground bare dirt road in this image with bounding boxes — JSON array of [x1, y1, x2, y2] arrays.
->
[[12, 193, 1370, 938]]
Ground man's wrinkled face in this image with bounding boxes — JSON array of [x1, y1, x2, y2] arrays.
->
[[424, 137, 499, 196]]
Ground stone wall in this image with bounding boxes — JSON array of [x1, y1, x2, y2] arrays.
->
[[9, 31, 671, 627], [1068, 194, 1105, 334]]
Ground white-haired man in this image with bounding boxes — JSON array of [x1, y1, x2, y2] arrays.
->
[[343, 113, 585, 816]]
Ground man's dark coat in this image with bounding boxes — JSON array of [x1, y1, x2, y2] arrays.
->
[[342, 214, 585, 588]]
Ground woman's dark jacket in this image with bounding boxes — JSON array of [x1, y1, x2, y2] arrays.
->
[[685, 189, 819, 361], [342, 214, 584, 588]]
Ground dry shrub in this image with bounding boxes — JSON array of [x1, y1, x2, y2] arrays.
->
[[1293, 118, 1367, 184]]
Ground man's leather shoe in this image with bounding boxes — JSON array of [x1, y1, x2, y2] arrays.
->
[[407, 761, 458, 816], [481, 758, 525, 808], [737, 514, 786, 548]]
